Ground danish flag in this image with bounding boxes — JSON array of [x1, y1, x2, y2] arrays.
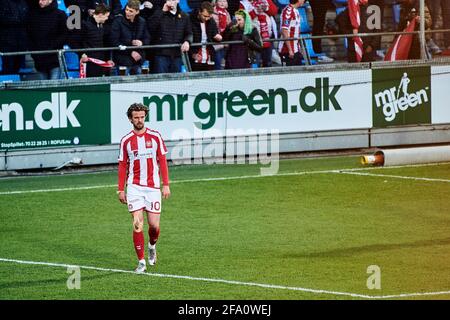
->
[[384, 17, 418, 61]]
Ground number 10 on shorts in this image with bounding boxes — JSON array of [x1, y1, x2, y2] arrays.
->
[[149, 201, 160, 212]]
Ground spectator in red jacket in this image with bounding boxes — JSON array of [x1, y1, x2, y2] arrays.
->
[[252, 0, 275, 67], [278, 0, 305, 66], [212, 0, 232, 70]]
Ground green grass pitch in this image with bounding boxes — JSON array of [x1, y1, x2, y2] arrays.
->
[[0, 156, 449, 300]]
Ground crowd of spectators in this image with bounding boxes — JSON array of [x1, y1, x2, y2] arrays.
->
[[0, 0, 449, 80]]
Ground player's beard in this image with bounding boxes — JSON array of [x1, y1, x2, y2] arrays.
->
[[133, 122, 144, 131]]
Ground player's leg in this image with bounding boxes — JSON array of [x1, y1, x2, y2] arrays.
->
[[131, 210, 147, 273], [127, 184, 148, 272], [144, 190, 162, 266], [147, 212, 161, 266], [148, 212, 161, 245]]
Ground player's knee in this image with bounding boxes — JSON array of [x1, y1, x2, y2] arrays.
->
[[133, 220, 144, 232]]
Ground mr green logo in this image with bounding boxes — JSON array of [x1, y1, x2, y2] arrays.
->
[[372, 67, 431, 127], [144, 77, 342, 130]]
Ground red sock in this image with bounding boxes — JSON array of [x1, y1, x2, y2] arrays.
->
[[149, 226, 160, 245], [133, 231, 145, 260]]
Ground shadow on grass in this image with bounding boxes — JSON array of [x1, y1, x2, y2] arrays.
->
[[295, 237, 450, 258]]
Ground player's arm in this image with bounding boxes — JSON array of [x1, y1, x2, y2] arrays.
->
[[159, 154, 170, 199], [118, 138, 128, 204], [156, 135, 170, 199], [118, 161, 128, 204]]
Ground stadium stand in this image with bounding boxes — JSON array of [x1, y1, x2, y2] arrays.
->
[[298, 3, 319, 64], [0, 0, 447, 80], [57, 0, 68, 12], [180, 0, 193, 13], [0, 74, 21, 83], [64, 45, 81, 73]]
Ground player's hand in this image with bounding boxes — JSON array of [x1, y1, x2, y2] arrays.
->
[[162, 185, 171, 199], [118, 191, 127, 204]]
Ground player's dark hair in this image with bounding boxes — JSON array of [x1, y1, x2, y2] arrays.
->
[[127, 103, 149, 118]]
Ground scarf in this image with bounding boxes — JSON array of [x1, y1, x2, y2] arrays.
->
[[80, 57, 114, 78], [215, 7, 229, 34]]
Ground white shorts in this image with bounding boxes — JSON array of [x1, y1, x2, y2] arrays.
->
[[126, 184, 162, 214]]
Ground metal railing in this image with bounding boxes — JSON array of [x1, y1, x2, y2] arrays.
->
[[1, 0, 450, 79]]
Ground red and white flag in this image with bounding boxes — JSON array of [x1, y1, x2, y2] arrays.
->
[[384, 17, 417, 61], [348, 0, 367, 62], [353, 36, 364, 62], [79, 57, 114, 78]]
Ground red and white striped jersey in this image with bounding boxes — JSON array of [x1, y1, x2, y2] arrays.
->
[[278, 4, 300, 54], [118, 128, 168, 189]]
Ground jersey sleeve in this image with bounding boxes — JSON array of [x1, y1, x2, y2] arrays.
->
[[158, 154, 169, 186], [281, 6, 292, 30], [118, 137, 129, 192], [154, 132, 169, 186], [118, 136, 129, 162], [155, 133, 168, 157]]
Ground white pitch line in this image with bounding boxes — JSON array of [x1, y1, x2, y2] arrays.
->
[[0, 184, 117, 195], [344, 161, 450, 172], [338, 171, 450, 183], [1, 257, 450, 299], [0, 169, 341, 195], [1, 161, 450, 195]]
